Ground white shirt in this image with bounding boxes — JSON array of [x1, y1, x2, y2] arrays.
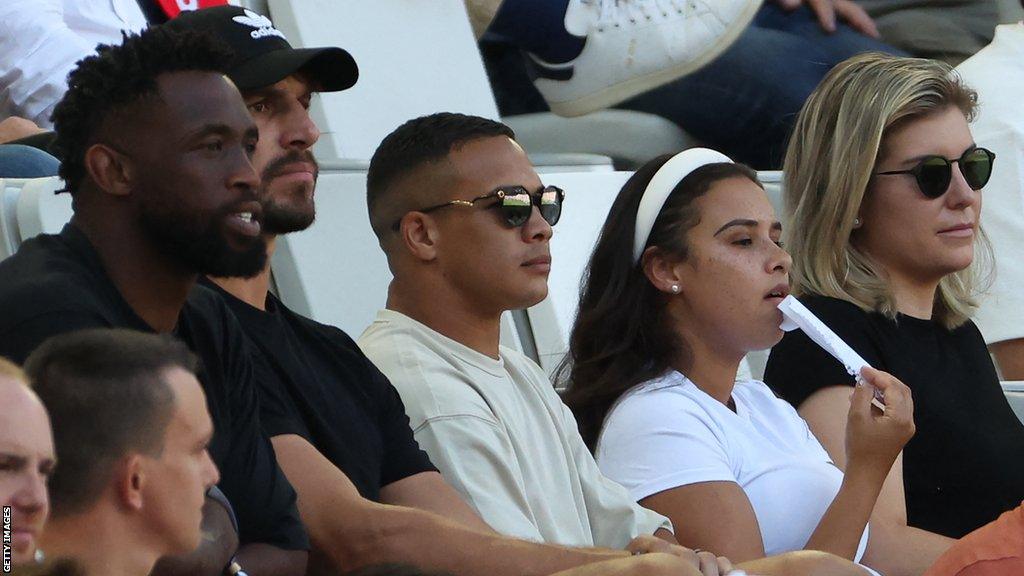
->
[[956, 23, 1024, 345], [358, 309, 671, 548], [0, 0, 147, 128], [596, 371, 869, 561]]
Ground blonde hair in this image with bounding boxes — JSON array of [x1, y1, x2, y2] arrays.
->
[[0, 356, 27, 384], [783, 52, 990, 329]]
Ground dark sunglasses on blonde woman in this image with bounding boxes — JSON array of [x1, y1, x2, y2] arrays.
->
[[875, 147, 996, 199]]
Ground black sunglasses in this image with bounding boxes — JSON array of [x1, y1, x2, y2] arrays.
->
[[391, 185, 564, 231], [875, 147, 996, 199]]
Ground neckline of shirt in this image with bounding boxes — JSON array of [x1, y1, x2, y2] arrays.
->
[[375, 309, 507, 376]]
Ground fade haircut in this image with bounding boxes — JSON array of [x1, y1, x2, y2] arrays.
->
[[366, 112, 516, 240], [51, 26, 233, 194], [24, 329, 199, 518]]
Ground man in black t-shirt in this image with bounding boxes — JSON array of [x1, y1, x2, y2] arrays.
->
[[0, 27, 307, 576]]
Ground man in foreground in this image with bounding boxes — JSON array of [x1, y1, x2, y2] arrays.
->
[[26, 329, 220, 576]]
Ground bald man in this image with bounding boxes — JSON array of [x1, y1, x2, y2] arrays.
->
[[0, 358, 55, 567]]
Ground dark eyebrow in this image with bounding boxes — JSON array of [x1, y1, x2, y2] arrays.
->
[[713, 219, 783, 236], [714, 219, 756, 236], [185, 123, 259, 142], [900, 143, 978, 166], [245, 85, 314, 102]]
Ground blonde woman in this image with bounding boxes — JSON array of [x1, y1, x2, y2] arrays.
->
[[765, 52, 1023, 562]]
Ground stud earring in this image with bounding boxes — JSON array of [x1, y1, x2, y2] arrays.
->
[[670, 285, 680, 294], [853, 217, 862, 228]]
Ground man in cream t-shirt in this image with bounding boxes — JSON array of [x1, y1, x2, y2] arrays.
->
[[357, 111, 870, 576], [357, 112, 668, 549]]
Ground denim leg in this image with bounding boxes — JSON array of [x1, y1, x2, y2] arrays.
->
[[0, 145, 60, 178], [486, 0, 582, 63], [617, 5, 904, 169]]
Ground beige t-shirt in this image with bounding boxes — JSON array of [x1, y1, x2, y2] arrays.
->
[[358, 309, 671, 548]]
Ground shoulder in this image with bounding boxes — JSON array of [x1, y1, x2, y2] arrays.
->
[[0, 234, 114, 326], [605, 373, 719, 432], [359, 314, 499, 429]]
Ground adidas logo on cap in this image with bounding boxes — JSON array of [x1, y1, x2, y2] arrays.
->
[[232, 8, 287, 41]]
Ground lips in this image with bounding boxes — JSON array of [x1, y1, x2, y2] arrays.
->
[[765, 282, 790, 301], [522, 255, 552, 273], [227, 201, 263, 237], [269, 162, 317, 183], [937, 223, 974, 238]]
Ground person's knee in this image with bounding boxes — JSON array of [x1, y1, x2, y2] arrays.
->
[[0, 144, 60, 178]]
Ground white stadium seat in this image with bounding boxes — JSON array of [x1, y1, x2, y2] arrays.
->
[[16, 176, 72, 241]]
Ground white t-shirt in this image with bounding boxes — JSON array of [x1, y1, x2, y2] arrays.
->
[[956, 23, 1024, 345], [596, 371, 869, 561], [0, 0, 147, 128], [358, 309, 671, 548]]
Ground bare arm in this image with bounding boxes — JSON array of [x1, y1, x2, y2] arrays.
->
[[991, 339, 1024, 381], [234, 545, 307, 576], [800, 386, 955, 576], [150, 497, 238, 576], [379, 471, 495, 533], [272, 434, 644, 576]]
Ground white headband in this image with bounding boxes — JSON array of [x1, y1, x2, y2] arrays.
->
[[632, 147, 734, 264]]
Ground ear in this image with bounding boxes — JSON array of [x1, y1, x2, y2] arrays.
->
[[400, 213, 440, 263], [641, 246, 684, 294], [83, 143, 133, 197], [115, 455, 146, 512]]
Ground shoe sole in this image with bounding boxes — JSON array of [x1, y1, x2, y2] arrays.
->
[[547, 0, 763, 117]]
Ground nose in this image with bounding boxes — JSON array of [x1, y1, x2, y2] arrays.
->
[[521, 203, 553, 243], [280, 104, 320, 151], [945, 164, 981, 211], [229, 146, 260, 195], [767, 240, 792, 276], [203, 450, 220, 490], [12, 470, 48, 519]]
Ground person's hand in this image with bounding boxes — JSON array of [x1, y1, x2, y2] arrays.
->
[[0, 116, 45, 145], [626, 535, 735, 575], [844, 366, 915, 471], [772, 0, 880, 38]]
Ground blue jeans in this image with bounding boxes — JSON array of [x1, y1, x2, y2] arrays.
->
[[619, 4, 904, 168], [0, 144, 60, 178], [483, 4, 904, 169]]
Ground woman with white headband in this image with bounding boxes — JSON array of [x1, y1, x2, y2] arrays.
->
[[560, 148, 915, 574]]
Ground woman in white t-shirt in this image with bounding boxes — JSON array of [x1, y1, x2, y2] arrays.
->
[[559, 148, 916, 575]]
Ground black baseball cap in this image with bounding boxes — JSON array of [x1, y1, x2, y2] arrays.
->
[[165, 5, 358, 92]]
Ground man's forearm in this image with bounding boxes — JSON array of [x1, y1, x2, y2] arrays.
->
[[325, 501, 631, 576], [150, 497, 238, 576], [235, 544, 307, 576]]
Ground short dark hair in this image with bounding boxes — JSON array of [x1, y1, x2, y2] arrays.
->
[[366, 112, 515, 239], [24, 329, 199, 517], [51, 26, 233, 193]]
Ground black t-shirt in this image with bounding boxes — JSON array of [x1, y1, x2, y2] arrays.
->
[[201, 278, 436, 501], [0, 224, 308, 550], [764, 295, 1024, 538]]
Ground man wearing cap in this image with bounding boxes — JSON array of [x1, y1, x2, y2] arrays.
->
[[172, 7, 734, 576], [0, 25, 308, 576]]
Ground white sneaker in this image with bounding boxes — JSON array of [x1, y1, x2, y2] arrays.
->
[[529, 0, 763, 117]]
